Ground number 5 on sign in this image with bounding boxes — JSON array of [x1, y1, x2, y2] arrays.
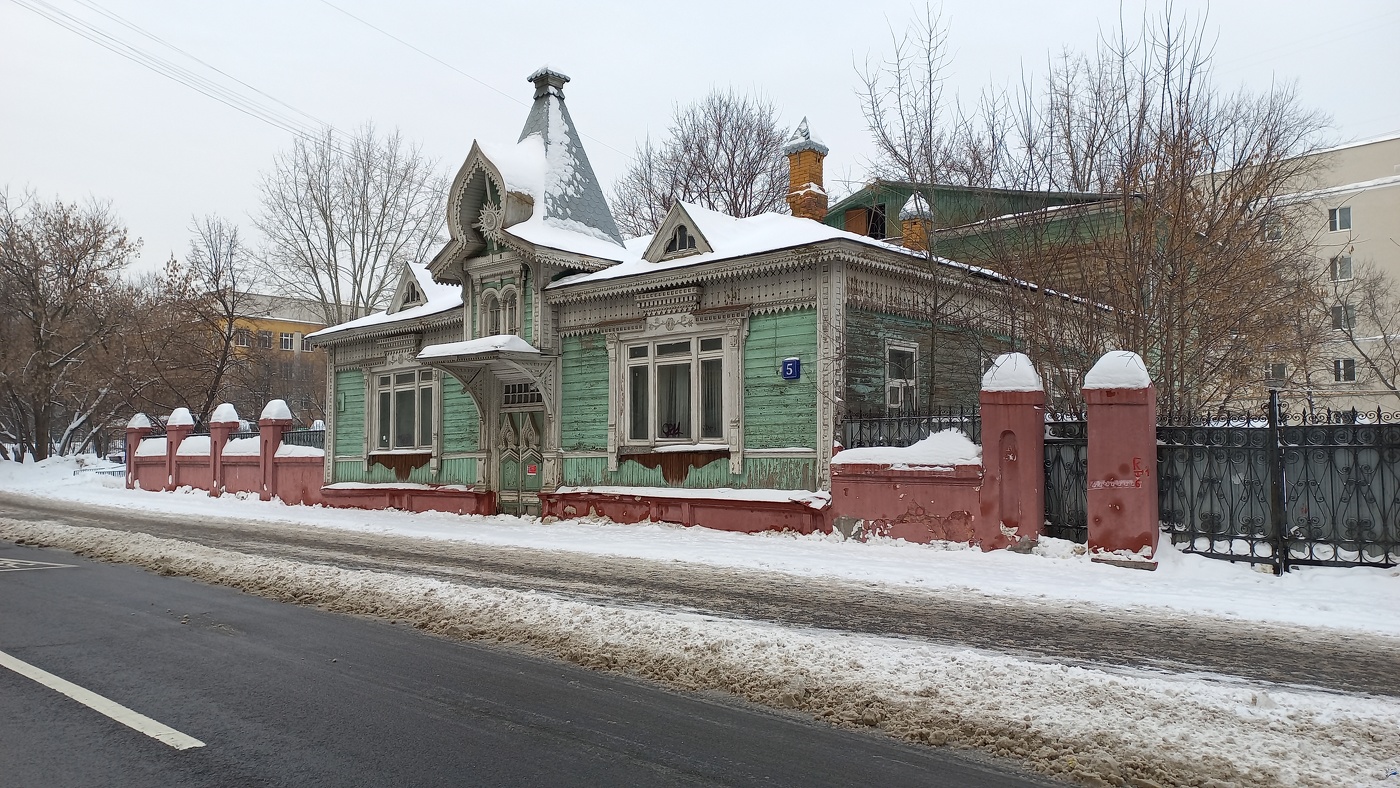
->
[[781, 357, 801, 380]]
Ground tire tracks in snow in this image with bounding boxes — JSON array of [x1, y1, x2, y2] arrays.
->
[[0, 491, 1396, 699]]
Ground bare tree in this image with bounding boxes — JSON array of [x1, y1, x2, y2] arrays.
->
[[860, 4, 1331, 413], [1324, 260, 1400, 402], [612, 89, 789, 238], [255, 124, 446, 325], [0, 189, 138, 461]]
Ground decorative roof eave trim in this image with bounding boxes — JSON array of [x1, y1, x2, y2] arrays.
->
[[310, 313, 464, 348], [499, 230, 619, 273]]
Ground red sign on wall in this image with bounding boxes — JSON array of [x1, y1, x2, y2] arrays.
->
[[526, 464, 538, 476]]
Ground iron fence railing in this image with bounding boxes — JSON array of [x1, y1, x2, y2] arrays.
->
[[840, 406, 981, 448]]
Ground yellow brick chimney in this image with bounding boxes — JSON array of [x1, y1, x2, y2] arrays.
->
[[898, 192, 933, 252], [783, 117, 829, 222]]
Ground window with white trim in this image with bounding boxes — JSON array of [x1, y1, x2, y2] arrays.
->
[[1332, 304, 1356, 331], [1329, 206, 1351, 232], [886, 342, 918, 411], [1333, 358, 1356, 383], [234, 329, 251, 348], [480, 287, 520, 336], [1264, 362, 1287, 381], [258, 330, 272, 349], [1330, 254, 1353, 282], [301, 335, 313, 352], [625, 336, 725, 443], [374, 369, 435, 450], [280, 332, 294, 351]]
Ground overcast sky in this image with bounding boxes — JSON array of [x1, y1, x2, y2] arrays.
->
[[3, 0, 1398, 271]]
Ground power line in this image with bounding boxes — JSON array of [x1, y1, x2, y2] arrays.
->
[[313, 0, 635, 162]]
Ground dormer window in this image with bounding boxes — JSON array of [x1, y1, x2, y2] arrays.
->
[[665, 224, 698, 255], [404, 280, 422, 305]]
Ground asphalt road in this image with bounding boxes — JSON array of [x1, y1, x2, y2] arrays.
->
[[0, 539, 1064, 788]]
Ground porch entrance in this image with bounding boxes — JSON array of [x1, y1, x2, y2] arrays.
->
[[496, 409, 543, 516]]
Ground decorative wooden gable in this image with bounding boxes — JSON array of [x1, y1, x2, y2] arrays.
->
[[386, 264, 430, 314], [429, 142, 536, 285], [641, 203, 714, 263]]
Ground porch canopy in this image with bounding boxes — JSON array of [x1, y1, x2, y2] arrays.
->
[[417, 334, 546, 391]]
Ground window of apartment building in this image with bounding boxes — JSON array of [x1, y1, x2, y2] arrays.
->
[[234, 329, 251, 348], [886, 342, 918, 411], [301, 336, 313, 352], [1261, 217, 1283, 242], [1330, 254, 1353, 282], [1332, 304, 1356, 330], [375, 369, 434, 450], [1328, 206, 1351, 232], [258, 330, 273, 349], [1264, 363, 1287, 382], [625, 336, 725, 443], [1333, 358, 1356, 383], [280, 332, 294, 351]]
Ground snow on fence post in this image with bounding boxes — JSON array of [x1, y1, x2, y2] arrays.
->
[[208, 403, 240, 498], [258, 400, 293, 501], [1082, 351, 1159, 569], [977, 353, 1046, 551], [164, 407, 195, 492], [124, 413, 153, 491]]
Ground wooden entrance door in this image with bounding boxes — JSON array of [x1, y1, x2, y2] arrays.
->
[[496, 410, 543, 515]]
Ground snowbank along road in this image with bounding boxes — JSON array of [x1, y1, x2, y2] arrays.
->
[[1, 491, 1398, 787]]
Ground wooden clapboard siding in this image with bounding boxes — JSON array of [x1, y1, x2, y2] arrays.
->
[[561, 333, 608, 451], [334, 370, 365, 455], [440, 384, 479, 453], [560, 455, 815, 490], [744, 310, 818, 450]]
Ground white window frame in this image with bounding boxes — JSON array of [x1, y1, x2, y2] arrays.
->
[[372, 368, 437, 451], [1328, 206, 1351, 232], [301, 335, 313, 352], [623, 334, 727, 446], [280, 332, 294, 351], [1330, 254, 1353, 282], [234, 329, 251, 348], [258, 330, 273, 349], [479, 285, 520, 337], [885, 340, 918, 412], [1333, 358, 1356, 383], [1332, 303, 1356, 331], [1264, 362, 1287, 382]]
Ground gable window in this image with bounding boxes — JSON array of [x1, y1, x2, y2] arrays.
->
[[1332, 304, 1356, 330], [234, 329, 251, 348], [665, 224, 697, 255], [1333, 358, 1356, 383], [625, 336, 725, 443], [375, 369, 434, 450], [404, 280, 422, 304], [866, 205, 888, 240], [1329, 206, 1351, 232], [280, 332, 294, 351], [886, 342, 917, 411], [1264, 363, 1287, 381], [1330, 254, 1353, 282], [258, 330, 273, 349]]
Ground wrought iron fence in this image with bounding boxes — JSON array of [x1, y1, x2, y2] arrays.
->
[[1279, 421, 1400, 568], [282, 428, 325, 449], [840, 405, 981, 448], [1044, 420, 1088, 543]]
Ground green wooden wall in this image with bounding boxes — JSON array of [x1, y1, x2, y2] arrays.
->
[[333, 369, 364, 455], [441, 384, 479, 453], [561, 455, 816, 491], [844, 309, 991, 411], [744, 309, 818, 449], [560, 333, 609, 451]]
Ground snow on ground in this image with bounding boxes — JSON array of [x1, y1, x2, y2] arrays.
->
[[2, 518, 1397, 788], [3, 456, 1399, 640]]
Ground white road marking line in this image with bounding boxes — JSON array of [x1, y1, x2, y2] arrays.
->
[[0, 649, 205, 750], [0, 558, 76, 572]]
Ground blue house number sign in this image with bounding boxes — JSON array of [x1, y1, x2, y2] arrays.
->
[[781, 357, 801, 380]]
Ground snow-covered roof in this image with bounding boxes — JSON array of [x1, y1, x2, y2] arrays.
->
[[547, 202, 946, 290], [782, 117, 828, 156], [308, 263, 462, 341], [418, 334, 540, 360], [899, 193, 932, 221], [507, 68, 623, 246]]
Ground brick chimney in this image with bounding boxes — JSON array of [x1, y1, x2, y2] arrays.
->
[[783, 117, 829, 222], [899, 192, 933, 251]]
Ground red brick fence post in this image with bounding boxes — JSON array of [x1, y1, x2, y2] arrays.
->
[[1083, 351, 1159, 569], [258, 400, 293, 502], [978, 352, 1046, 550], [124, 413, 152, 490], [208, 403, 239, 497], [164, 407, 195, 492]]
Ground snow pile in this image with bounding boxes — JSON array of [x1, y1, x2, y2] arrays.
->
[[1084, 351, 1152, 390], [222, 437, 260, 456], [133, 437, 166, 457], [175, 435, 211, 456], [275, 444, 324, 458], [260, 400, 293, 421], [210, 403, 240, 424], [831, 430, 981, 469], [419, 334, 540, 359], [126, 413, 151, 430], [980, 352, 1043, 392], [5, 519, 1399, 788], [554, 486, 830, 510], [167, 407, 194, 427]]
